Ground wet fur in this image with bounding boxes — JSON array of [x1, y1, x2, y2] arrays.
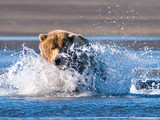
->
[[39, 30, 89, 73]]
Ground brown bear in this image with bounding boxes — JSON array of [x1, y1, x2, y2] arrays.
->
[[39, 30, 89, 73]]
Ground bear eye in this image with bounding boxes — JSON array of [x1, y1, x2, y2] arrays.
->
[[51, 47, 55, 50], [43, 45, 48, 49]]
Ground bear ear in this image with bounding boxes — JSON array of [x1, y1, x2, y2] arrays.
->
[[68, 34, 75, 43], [39, 34, 47, 42], [78, 34, 89, 44]]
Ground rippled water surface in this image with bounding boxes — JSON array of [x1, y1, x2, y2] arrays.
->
[[0, 36, 160, 119]]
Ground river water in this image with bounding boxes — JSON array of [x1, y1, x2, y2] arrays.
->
[[0, 36, 160, 119]]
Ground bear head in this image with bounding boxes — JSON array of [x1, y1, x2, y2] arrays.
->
[[39, 30, 88, 65]]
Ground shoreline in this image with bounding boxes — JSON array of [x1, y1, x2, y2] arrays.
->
[[0, 36, 160, 41], [0, 36, 160, 50]]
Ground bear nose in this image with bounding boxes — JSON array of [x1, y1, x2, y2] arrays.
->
[[55, 58, 61, 65]]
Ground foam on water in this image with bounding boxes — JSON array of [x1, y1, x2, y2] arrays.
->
[[0, 43, 160, 97], [130, 49, 160, 95]]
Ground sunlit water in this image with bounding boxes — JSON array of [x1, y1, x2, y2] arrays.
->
[[0, 37, 160, 119]]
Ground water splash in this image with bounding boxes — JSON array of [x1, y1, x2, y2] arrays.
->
[[0, 43, 160, 97], [130, 48, 160, 95]]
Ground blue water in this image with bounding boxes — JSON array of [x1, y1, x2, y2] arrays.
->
[[0, 96, 160, 119], [0, 36, 160, 119], [1, 36, 160, 41]]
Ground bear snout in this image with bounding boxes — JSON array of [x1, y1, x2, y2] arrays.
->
[[54, 58, 61, 65]]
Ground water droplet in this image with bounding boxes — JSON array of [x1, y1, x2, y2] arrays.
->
[[4, 47, 7, 51], [116, 5, 119, 7], [121, 27, 124, 30], [112, 21, 116, 24]]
